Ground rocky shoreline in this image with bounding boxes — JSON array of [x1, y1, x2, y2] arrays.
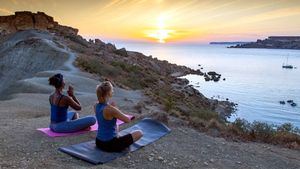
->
[[74, 38, 235, 121]]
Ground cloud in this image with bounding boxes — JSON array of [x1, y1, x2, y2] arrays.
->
[[10, 0, 19, 5], [247, 6, 300, 22], [0, 8, 13, 15]]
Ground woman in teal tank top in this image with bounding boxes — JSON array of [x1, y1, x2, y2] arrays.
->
[[48, 73, 96, 133], [94, 81, 143, 152]]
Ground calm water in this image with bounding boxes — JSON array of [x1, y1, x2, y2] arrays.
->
[[115, 42, 300, 127]]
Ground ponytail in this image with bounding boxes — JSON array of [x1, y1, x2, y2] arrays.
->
[[48, 73, 63, 88], [96, 81, 112, 100]]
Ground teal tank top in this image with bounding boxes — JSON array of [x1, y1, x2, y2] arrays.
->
[[95, 103, 117, 141]]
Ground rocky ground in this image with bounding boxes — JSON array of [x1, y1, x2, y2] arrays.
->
[[1, 107, 300, 169], [0, 12, 299, 169]]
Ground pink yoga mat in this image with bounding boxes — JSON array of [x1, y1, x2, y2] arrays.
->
[[37, 115, 134, 137]]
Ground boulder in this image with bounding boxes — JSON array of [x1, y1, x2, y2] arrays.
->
[[207, 71, 220, 76], [94, 38, 105, 46], [204, 71, 221, 82], [115, 47, 128, 57], [279, 101, 285, 105], [105, 43, 116, 52]]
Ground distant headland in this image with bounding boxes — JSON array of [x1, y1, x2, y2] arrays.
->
[[209, 42, 251, 45], [229, 36, 300, 50]]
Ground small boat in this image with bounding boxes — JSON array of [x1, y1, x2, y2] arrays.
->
[[282, 55, 294, 69], [282, 65, 293, 69]]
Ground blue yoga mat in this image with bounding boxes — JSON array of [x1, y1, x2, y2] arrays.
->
[[59, 118, 171, 164]]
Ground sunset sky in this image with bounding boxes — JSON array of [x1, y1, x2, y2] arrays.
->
[[1, 0, 300, 43]]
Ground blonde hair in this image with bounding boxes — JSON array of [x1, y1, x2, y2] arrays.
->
[[96, 81, 113, 101]]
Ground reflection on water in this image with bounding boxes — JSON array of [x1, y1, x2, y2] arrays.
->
[[115, 42, 300, 127]]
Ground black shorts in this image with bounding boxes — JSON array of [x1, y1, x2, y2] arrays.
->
[[96, 134, 134, 152]]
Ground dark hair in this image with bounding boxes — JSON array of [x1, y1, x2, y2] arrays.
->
[[48, 73, 64, 88]]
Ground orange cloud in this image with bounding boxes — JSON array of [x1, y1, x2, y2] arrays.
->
[[0, 8, 13, 15], [1, 0, 300, 43]]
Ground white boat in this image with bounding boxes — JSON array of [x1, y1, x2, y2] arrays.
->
[[282, 55, 293, 69]]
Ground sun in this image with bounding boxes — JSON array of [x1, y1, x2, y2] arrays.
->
[[146, 29, 174, 43], [144, 15, 174, 43]]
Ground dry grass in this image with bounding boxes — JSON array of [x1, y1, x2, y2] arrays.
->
[[186, 115, 300, 149], [224, 119, 300, 149], [76, 55, 159, 90]]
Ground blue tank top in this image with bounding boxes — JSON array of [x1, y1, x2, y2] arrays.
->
[[95, 103, 117, 141], [50, 95, 68, 123]]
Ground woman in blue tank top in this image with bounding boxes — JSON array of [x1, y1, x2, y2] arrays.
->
[[95, 81, 143, 152], [48, 73, 96, 133]]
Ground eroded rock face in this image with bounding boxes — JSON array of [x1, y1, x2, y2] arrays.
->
[[33, 12, 53, 30], [0, 15, 16, 34], [0, 11, 78, 36], [14, 11, 34, 30]]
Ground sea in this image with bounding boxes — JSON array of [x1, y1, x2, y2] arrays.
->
[[115, 42, 300, 128]]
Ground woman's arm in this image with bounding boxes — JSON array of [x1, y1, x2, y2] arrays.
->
[[67, 96, 81, 111], [109, 105, 131, 123], [66, 85, 81, 110], [70, 94, 80, 105], [67, 85, 80, 105]]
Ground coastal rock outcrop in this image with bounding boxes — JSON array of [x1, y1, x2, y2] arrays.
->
[[229, 36, 300, 50], [280, 100, 298, 107], [204, 71, 221, 82], [0, 11, 78, 36]]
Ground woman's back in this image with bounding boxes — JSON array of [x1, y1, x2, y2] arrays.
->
[[48, 73, 96, 133], [95, 81, 142, 152], [50, 94, 68, 123], [95, 103, 117, 141]]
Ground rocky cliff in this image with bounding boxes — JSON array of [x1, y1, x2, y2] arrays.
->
[[0, 11, 78, 36], [229, 36, 300, 50]]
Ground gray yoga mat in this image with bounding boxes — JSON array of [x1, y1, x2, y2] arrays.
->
[[59, 118, 171, 164]]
